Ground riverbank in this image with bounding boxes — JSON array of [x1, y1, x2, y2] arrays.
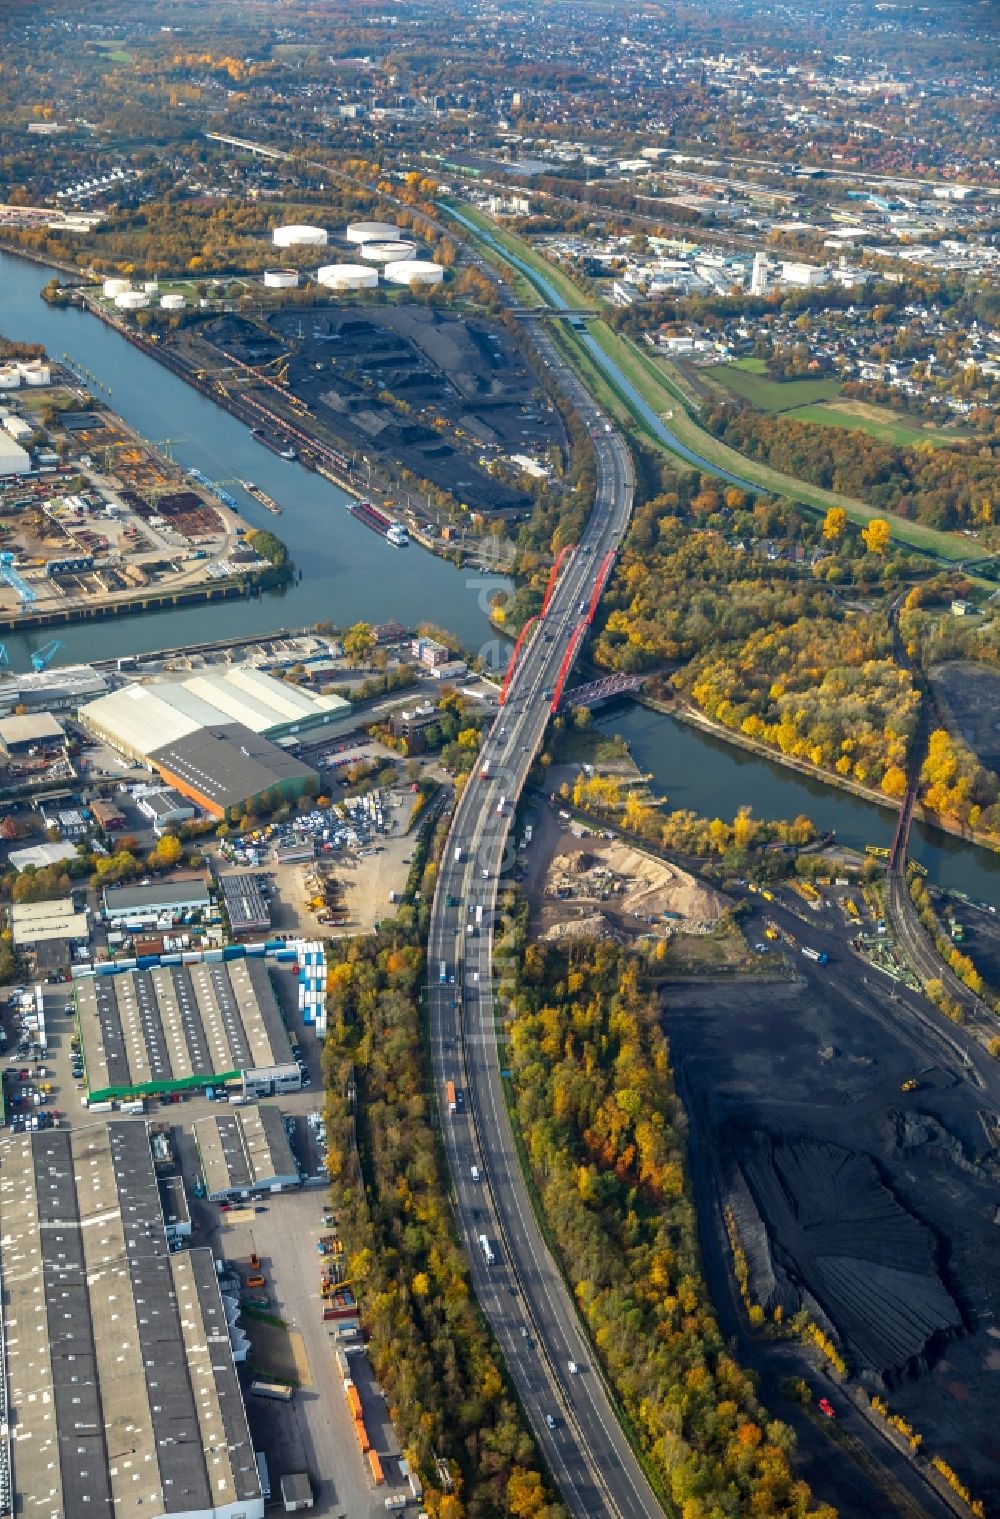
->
[[646, 693, 1000, 860], [0, 235, 87, 280], [0, 573, 275, 635]]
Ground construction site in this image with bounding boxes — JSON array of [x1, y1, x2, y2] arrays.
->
[[0, 376, 266, 633], [528, 806, 729, 946]]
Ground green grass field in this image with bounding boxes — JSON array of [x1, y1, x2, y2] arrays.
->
[[782, 401, 961, 448], [90, 39, 132, 61], [731, 357, 767, 373], [703, 363, 842, 412]]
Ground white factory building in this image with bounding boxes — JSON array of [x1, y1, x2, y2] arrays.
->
[[79, 666, 351, 763], [0, 430, 30, 476], [0, 1122, 264, 1519]]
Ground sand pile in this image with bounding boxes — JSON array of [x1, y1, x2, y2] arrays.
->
[[545, 838, 726, 931]]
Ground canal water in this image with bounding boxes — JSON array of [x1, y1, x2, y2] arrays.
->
[[4, 250, 1000, 906], [601, 705, 1000, 906], [0, 250, 511, 669]]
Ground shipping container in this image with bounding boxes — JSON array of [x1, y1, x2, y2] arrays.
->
[[354, 1416, 371, 1454], [250, 1380, 293, 1402], [368, 1449, 385, 1486]]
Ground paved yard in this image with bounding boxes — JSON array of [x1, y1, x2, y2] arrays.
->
[[218, 1189, 406, 1518]]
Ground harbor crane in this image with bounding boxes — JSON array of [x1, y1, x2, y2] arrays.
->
[[0, 552, 37, 607], [30, 640, 65, 672], [153, 437, 186, 462]]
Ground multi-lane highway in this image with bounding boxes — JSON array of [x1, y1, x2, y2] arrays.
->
[[427, 337, 667, 1516], [212, 128, 661, 1511]]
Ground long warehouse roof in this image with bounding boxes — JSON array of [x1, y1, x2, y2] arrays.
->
[[75, 959, 295, 1097], [0, 1122, 261, 1519], [151, 724, 317, 812], [79, 668, 349, 758], [194, 1105, 298, 1198]]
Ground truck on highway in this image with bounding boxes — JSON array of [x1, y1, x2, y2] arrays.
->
[[454, 845, 463, 862], [475, 904, 483, 927], [479, 1234, 495, 1265], [480, 760, 490, 779], [439, 960, 447, 984], [801, 946, 829, 965], [446, 1080, 457, 1113]]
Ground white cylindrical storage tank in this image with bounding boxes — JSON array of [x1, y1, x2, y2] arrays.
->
[[384, 259, 444, 287], [103, 277, 131, 298], [316, 263, 379, 291], [115, 290, 149, 310], [263, 267, 300, 289], [346, 220, 403, 245], [143, 281, 159, 295], [160, 293, 186, 311], [360, 239, 416, 263], [272, 223, 327, 248], [0, 366, 21, 390]]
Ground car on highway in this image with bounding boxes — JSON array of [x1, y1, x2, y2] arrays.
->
[[546, 1414, 557, 1430], [817, 1397, 836, 1419], [471, 1165, 480, 1182], [568, 1360, 579, 1375]]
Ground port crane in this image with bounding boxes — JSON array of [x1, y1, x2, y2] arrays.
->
[[31, 640, 65, 672], [0, 552, 37, 608], [153, 437, 186, 462]]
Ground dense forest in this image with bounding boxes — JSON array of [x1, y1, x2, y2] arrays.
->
[[701, 403, 998, 532], [507, 934, 835, 1519]]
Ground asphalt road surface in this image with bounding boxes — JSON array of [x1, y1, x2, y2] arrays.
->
[[426, 370, 669, 1515]]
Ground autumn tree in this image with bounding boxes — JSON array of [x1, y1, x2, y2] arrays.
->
[[861, 517, 891, 555], [150, 834, 183, 869], [822, 507, 847, 541], [343, 621, 376, 668]]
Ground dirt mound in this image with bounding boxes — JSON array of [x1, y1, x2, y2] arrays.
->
[[540, 911, 623, 944], [735, 1132, 962, 1381], [544, 837, 727, 933]]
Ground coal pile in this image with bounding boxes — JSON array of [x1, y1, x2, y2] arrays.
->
[[737, 1132, 962, 1380]]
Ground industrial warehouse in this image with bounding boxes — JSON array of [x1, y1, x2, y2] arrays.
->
[[78, 666, 344, 817], [80, 667, 351, 752], [0, 1122, 263, 1519], [193, 1104, 299, 1201], [74, 958, 301, 1103]]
